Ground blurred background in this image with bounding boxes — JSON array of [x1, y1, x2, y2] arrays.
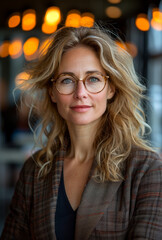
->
[[0, 0, 162, 234]]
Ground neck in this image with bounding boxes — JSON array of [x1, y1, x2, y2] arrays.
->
[[66, 122, 98, 163]]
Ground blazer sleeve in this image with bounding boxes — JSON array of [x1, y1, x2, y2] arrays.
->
[[127, 154, 162, 239], [0, 157, 35, 240]]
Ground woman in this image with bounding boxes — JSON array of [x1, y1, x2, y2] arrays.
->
[[1, 26, 162, 240]]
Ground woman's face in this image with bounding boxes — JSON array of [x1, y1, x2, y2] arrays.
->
[[50, 45, 115, 127]]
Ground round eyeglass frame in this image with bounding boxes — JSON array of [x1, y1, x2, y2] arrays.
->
[[51, 72, 110, 95]]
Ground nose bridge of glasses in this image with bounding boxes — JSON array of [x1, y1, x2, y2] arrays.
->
[[73, 77, 88, 94], [74, 74, 86, 82], [76, 78, 86, 88]]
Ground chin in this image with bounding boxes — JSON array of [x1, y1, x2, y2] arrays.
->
[[67, 117, 101, 126]]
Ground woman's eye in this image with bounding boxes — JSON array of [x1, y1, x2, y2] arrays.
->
[[89, 77, 100, 83], [61, 78, 73, 84]]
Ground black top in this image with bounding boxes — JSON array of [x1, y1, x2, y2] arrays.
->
[[55, 170, 77, 240]]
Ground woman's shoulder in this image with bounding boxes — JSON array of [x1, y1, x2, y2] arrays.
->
[[20, 148, 63, 177], [126, 146, 162, 176], [130, 146, 161, 163], [19, 150, 41, 180]]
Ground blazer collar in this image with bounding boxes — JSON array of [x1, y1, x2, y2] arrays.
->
[[75, 174, 123, 240]]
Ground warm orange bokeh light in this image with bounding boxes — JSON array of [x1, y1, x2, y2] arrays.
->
[[0, 41, 10, 58], [116, 41, 138, 58], [8, 13, 21, 28], [126, 42, 138, 58], [151, 19, 162, 31], [116, 41, 127, 51], [22, 9, 36, 31], [152, 8, 162, 22], [106, 6, 122, 18], [23, 37, 39, 61], [9, 39, 23, 59], [42, 22, 58, 34], [65, 10, 81, 27], [135, 14, 150, 31], [107, 0, 121, 3], [80, 13, 94, 27], [151, 8, 162, 31], [15, 72, 30, 88], [44, 6, 61, 25]]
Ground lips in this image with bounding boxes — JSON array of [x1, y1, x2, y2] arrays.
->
[[70, 105, 92, 112]]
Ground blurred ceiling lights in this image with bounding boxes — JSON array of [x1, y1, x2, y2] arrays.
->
[[8, 13, 21, 28], [23, 37, 39, 60], [42, 6, 61, 34], [0, 41, 10, 58], [44, 6, 61, 25], [105, 6, 122, 18], [107, 0, 122, 3], [116, 41, 138, 58], [135, 8, 162, 31], [9, 39, 23, 59], [6, 4, 162, 33], [135, 14, 150, 31], [151, 8, 162, 30], [80, 13, 94, 27], [15, 72, 30, 88], [1, 3, 161, 61], [65, 10, 81, 27], [22, 9, 36, 31], [65, 10, 95, 27], [42, 22, 58, 34]]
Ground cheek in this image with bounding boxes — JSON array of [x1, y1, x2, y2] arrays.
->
[[95, 93, 108, 113], [54, 96, 69, 117], [98, 92, 108, 105]]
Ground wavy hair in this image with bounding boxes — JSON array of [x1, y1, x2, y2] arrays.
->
[[18, 26, 153, 182]]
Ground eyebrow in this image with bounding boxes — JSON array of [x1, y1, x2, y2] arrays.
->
[[59, 70, 103, 75]]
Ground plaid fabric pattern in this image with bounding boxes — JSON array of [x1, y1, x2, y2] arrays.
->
[[1, 147, 162, 240]]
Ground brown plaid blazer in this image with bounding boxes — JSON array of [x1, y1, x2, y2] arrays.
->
[[1, 147, 162, 239]]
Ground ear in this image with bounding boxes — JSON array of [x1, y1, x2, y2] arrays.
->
[[49, 87, 57, 103], [107, 83, 115, 100]]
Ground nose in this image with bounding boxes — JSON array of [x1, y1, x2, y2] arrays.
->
[[73, 80, 88, 99]]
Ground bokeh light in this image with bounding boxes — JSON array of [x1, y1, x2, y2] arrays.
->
[[106, 6, 122, 18], [126, 42, 138, 58], [116, 41, 138, 58], [9, 39, 23, 59], [0, 41, 10, 58], [22, 9, 36, 31], [135, 13, 150, 31], [65, 10, 81, 27], [80, 13, 94, 27], [44, 6, 61, 25], [151, 8, 162, 31], [23, 37, 39, 61], [15, 72, 30, 88], [107, 0, 122, 3], [42, 22, 58, 34], [8, 13, 21, 28]]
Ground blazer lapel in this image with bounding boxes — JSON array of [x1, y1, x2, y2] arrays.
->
[[33, 150, 64, 239], [75, 177, 122, 240]]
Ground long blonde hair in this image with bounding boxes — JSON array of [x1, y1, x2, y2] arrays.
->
[[18, 26, 153, 182]]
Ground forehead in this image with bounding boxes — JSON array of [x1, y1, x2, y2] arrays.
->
[[58, 45, 105, 75]]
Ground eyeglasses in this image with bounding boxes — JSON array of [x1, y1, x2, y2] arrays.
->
[[51, 72, 109, 94]]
